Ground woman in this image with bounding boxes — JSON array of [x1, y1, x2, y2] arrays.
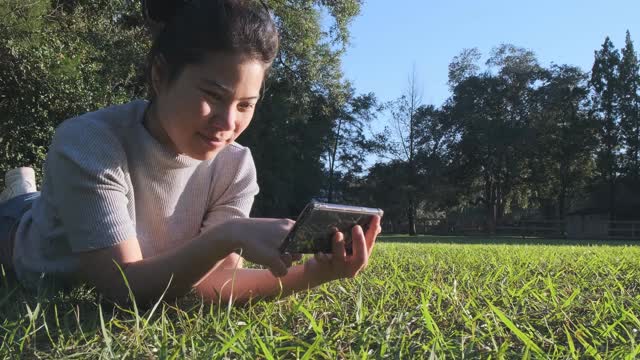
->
[[0, 0, 381, 305]]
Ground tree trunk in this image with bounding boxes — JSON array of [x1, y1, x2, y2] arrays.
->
[[635, 105, 640, 179], [609, 175, 616, 221], [484, 177, 497, 234], [559, 185, 567, 220], [496, 179, 505, 225], [407, 198, 417, 236], [327, 118, 343, 203], [559, 157, 568, 219]]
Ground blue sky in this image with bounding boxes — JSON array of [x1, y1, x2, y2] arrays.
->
[[340, 0, 640, 107]]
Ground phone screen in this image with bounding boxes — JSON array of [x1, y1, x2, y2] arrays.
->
[[280, 202, 383, 254]]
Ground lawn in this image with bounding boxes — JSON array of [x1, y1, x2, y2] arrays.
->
[[2, 236, 640, 358]]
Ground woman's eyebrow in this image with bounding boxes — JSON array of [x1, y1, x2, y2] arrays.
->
[[201, 79, 259, 100], [201, 79, 232, 94]]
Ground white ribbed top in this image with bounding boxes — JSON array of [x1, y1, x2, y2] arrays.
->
[[13, 100, 259, 288]]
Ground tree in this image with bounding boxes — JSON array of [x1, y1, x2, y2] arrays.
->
[[447, 48, 482, 90], [530, 65, 596, 218], [618, 31, 640, 179], [413, 104, 456, 214], [449, 74, 509, 231], [590, 37, 622, 219], [242, 0, 363, 217], [0, 0, 364, 218], [447, 45, 544, 231], [0, 0, 147, 187], [360, 161, 410, 234], [325, 91, 381, 203], [385, 66, 423, 235]]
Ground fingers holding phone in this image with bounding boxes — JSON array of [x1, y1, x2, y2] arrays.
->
[[224, 217, 295, 277], [350, 224, 368, 269], [342, 222, 373, 277], [279, 201, 383, 255], [309, 222, 377, 280], [331, 228, 346, 262], [364, 215, 382, 257]]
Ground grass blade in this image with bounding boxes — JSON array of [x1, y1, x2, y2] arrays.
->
[[487, 301, 543, 355]]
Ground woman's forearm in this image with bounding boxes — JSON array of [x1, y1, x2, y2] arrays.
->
[[89, 217, 295, 305], [88, 224, 236, 305], [122, 232, 234, 303], [194, 263, 332, 304]]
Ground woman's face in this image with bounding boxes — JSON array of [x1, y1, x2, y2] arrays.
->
[[149, 52, 266, 160]]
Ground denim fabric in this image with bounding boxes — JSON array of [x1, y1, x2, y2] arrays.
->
[[0, 192, 40, 269]]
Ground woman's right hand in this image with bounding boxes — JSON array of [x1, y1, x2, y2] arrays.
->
[[220, 218, 295, 277]]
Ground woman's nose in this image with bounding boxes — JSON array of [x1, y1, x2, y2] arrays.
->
[[211, 106, 236, 131]]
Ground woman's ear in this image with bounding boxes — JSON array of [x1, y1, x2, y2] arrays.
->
[[151, 55, 169, 96]]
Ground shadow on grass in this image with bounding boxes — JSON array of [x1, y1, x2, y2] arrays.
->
[[378, 234, 640, 247]]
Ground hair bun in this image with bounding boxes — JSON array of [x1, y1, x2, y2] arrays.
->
[[142, 0, 188, 27]]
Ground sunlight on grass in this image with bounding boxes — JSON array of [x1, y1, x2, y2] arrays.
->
[[2, 238, 640, 358]]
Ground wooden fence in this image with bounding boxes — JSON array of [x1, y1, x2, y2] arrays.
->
[[383, 218, 640, 239], [496, 220, 566, 238], [498, 220, 640, 239], [607, 221, 640, 239]]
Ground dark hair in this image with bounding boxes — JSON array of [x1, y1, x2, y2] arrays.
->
[[142, 0, 279, 96]]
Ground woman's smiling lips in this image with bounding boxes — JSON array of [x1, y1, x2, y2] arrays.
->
[[198, 132, 227, 148]]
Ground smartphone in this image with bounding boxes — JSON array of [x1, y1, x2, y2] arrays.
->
[[279, 201, 383, 255]]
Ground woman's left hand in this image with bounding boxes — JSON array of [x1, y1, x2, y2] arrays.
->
[[304, 215, 382, 282]]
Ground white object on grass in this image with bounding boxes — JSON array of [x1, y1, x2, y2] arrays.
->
[[0, 167, 37, 203]]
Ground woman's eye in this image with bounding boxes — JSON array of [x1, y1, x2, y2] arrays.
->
[[238, 102, 255, 111]]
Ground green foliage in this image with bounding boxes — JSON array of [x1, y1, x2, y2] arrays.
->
[[0, 0, 148, 186], [380, 68, 428, 235], [448, 46, 543, 230], [590, 37, 622, 186], [447, 47, 481, 90], [243, 0, 364, 217], [370, 35, 640, 232], [0, 0, 363, 218], [529, 65, 597, 218], [2, 0, 640, 228], [585, 33, 640, 217], [618, 31, 640, 177], [325, 91, 382, 204], [360, 161, 410, 232]]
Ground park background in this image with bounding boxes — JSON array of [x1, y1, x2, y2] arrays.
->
[[2, 0, 640, 358], [3, 0, 640, 238]]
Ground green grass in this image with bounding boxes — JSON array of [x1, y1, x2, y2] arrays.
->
[[2, 236, 640, 358]]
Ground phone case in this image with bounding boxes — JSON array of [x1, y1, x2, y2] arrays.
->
[[279, 201, 383, 255]]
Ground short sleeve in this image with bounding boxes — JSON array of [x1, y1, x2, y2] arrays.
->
[[47, 120, 136, 252], [200, 145, 260, 232]]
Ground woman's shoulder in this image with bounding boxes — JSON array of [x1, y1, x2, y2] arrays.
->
[[215, 142, 254, 164], [42, 102, 149, 181], [221, 141, 250, 155], [204, 142, 258, 198], [48, 101, 148, 166], [52, 100, 147, 150], [206, 142, 256, 178]]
